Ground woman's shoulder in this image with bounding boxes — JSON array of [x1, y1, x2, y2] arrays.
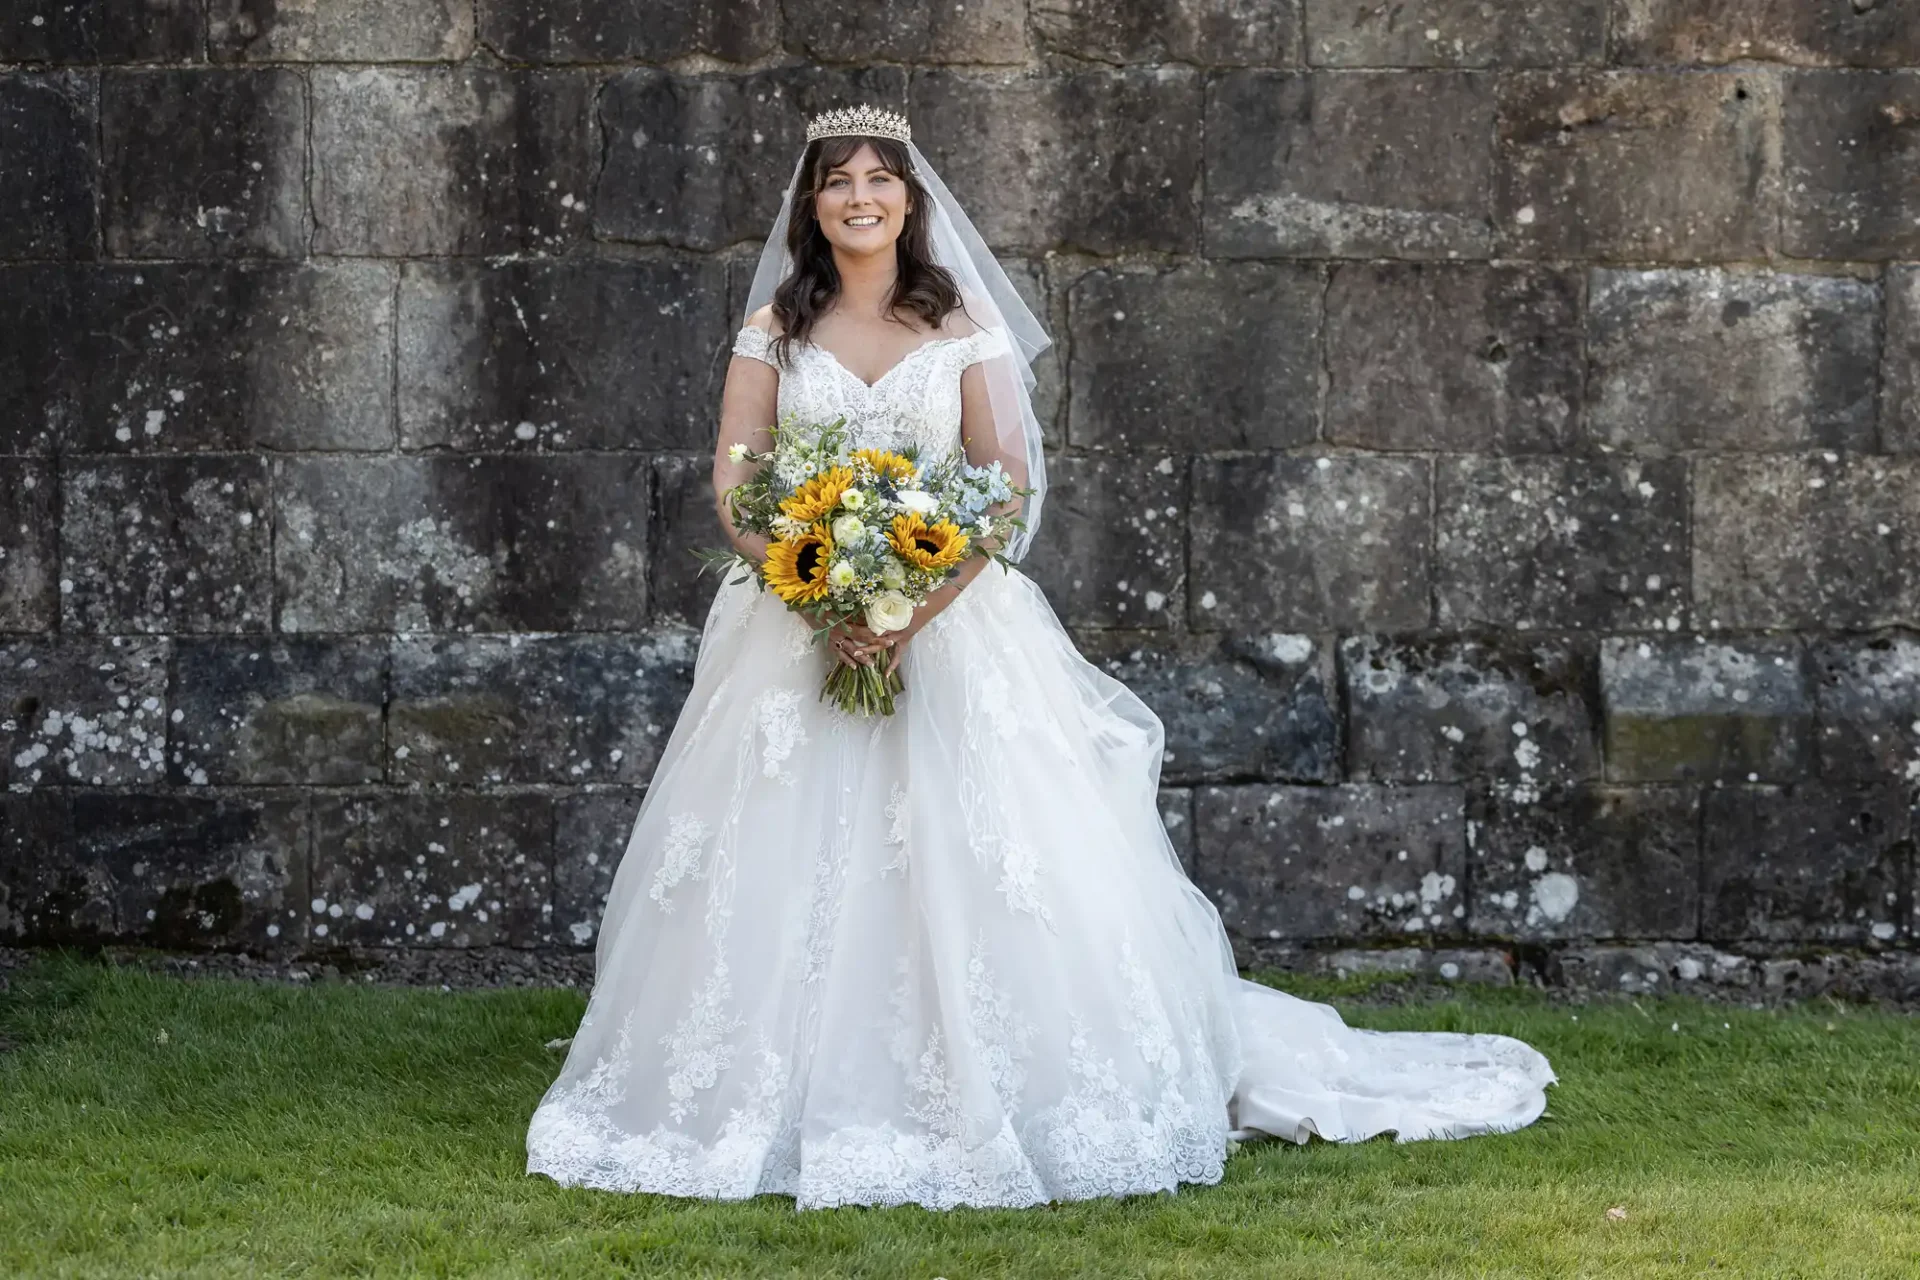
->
[[933, 303, 1009, 366], [743, 303, 785, 336], [733, 306, 784, 366]]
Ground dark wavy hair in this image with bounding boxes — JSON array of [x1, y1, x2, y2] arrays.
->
[[770, 134, 963, 366]]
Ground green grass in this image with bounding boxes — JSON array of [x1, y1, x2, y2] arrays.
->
[[2, 952, 1917, 1278]]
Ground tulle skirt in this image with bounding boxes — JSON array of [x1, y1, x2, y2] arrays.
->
[[525, 566, 1555, 1209]]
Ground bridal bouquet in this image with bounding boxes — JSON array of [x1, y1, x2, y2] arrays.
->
[[700, 412, 1029, 716]]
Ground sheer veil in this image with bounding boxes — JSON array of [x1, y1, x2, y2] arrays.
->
[[739, 141, 1051, 563]]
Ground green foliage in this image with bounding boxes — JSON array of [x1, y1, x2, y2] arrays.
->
[[3, 953, 1917, 1278]]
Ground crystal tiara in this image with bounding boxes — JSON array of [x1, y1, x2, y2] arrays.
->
[[805, 104, 911, 145]]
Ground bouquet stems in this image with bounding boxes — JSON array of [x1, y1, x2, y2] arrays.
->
[[821, 659, 906, 716]]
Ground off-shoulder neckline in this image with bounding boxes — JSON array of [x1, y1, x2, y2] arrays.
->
[[736, 327, 989, 389]]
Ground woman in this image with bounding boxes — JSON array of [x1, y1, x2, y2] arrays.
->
[[526, 105, 1556, 1210]]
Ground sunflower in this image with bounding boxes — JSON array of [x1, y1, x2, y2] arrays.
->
[[764, 525, 836, 604], [780, 467, 854, 524], [888, 513, 969, 572], [855, 448, 917, 485]]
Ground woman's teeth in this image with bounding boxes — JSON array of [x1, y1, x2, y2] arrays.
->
[[846, 216, 882, 227]]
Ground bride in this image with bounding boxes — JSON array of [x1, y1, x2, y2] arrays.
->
[[525, 105, 1557, 1210]]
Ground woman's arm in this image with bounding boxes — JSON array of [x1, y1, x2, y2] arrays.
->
[[712, 313, 779, 564], [849, 357, 1021, 670]]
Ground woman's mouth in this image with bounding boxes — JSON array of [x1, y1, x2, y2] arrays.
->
[[845, 215, 882, 227]]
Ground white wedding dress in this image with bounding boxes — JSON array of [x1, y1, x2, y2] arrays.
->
[[524, 324, 1557, 1209]]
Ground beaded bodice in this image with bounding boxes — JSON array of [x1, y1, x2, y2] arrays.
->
[[731, 325, 1008, 459]]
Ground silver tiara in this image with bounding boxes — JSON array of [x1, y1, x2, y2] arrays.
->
[[805, 104, 911, 145]]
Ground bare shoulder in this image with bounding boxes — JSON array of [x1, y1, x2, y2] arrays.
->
[[745, 303, 784, 336], [936, 301, 985, 340]]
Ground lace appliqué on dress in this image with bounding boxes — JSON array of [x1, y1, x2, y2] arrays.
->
[[756, 689, 807, 785], [881, 782, 910, 877], [648, 814, 710, 913]]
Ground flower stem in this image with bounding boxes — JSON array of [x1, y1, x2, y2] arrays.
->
[[819, 659, 906, 717]]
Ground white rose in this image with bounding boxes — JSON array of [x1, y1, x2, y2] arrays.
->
[[827, 559, 857, 588], [894, 489, 939, 515], [865, 591, 915, 634], [840, 488, 867, 512], [727, 442, 748, 463], [830, 514, 868, 545], [879, 559, 907, 589]]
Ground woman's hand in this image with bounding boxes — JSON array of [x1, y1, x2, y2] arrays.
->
[[819, 617, 880, 668], [831, 619, 904, 670]]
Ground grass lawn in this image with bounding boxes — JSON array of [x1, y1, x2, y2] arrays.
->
[[2, 952, 1917, 1278]]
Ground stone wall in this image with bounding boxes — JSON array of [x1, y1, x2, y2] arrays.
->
[[4, 1, 1919, 993]]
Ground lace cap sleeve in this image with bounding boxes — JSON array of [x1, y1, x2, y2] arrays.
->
[[732, 325, 776, 366], [959, 325, 1012, 369]]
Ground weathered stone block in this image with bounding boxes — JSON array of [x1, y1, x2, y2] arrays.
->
[[1067, 263, 1319, 452], [1343, 635, 1600, 787], [554, 787, 645, 947], [1783, 72, 1920, 260], [597, 67, 908, 252], [70, 789, 309, 951], [1194, 784, 1468, 942], [789, 0, 1024, 62], [62, 457, 272, 634], [1205, 71, 1495, 259], [312, 68, 596, 256], [0, 263, 396, 454], [0, 267, 66, 454], [309, 791, 552, 948], [1305, 946, 1515, 985], [1075, 631, 1340, 785], [1002, 258, 1065, 448], [1436, 455, 1689, 631], [1615, 0, 1920, 69], [211, 0, 474, 61], [1306, 0, 1605, 67], [103, 70, 308, 258], [0, 791, 108, 943], [0, 1, 202, 62], [398, 259, 727, 452], [0, 460, 57, 631], [170, 638, 388, 787], [1495, 71, 1778, 259], [1601, 635, 1812, 783], [478, 0, 776, 62], [246, 263, 399, 451], [1034, 0, 1296, 66], [651, 454, 732, 627], [1192, 455, 1431, 632], [1326, 263, 1582, 453], [1468, 783, 1700, 940], [274, 456, 651, 633], [1811, 636, 1920, 785], [0, 72, 98, 259], [1701, 783, 1909, 944], [1693, 455, 1920, 630], [1021, 454, 1185, 629], [1586, 269, 1879, 452], [1887, 265, 1920, 454], [0, 636, 170, 787], [1159, 788, 1195, 876], [913, 70, 1204, 254], [1553, 942, 1756, 996], [388, 631, 698, 787]]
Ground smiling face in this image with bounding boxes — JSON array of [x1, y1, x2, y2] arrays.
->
[[812, 141, 913, 262]]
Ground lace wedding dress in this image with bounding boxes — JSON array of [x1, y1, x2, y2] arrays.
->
[[524, 324, 1557, 1209]]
